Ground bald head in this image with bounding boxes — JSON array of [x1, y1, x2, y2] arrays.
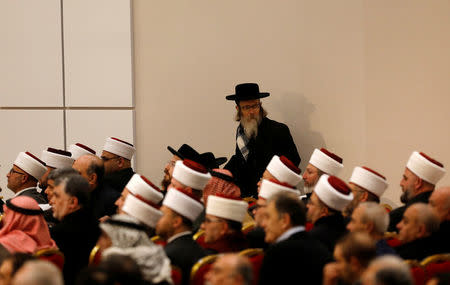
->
[[205, 254, 253, 285], [72, 154, 104, 190], [397, 203, 440, 243], [429, 187, 450, 222]]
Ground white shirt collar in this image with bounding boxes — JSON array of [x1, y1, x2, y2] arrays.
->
[[14, 187, 36, 197], [167, 231, 192, 244], [276, 226, 305, 243]]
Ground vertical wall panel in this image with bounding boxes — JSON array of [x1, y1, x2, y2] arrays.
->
[[0, 0, 63, 107], [65, 110, 134, 158], [0, 110, 64, 200], [63, 0, 133, 107]]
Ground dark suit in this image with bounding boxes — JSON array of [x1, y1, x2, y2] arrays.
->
[[309, 213, 347, 253], [164, 233, 206, 285], [104, 167, 135, 193], [50, 208, 100, 285], [15, 187, 47, 204], [388, 191, 432, 232], [225, 117, 300, 197], [246, 226, 269, 249], [396, 235, 442, 261], [89, 182, 121, 220], [259, 230, 331, 285]]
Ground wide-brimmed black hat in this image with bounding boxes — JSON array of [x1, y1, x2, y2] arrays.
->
[[167, 144, 201, 162], [199, 152, 228, 170], [225, 83, 270, 101]]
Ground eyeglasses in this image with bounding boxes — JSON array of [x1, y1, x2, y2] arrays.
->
[[9, 168, 26, 175], [240, 103, 261, 111], [101, 155, 120, 162]]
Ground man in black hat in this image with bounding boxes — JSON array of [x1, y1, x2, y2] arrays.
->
[[162, 144, 227, 192], [224, 83, 300, 198]]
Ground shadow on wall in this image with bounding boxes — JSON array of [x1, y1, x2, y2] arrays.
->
[[270, 91, 326, 175]]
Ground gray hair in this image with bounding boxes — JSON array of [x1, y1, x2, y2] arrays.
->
[[360, 202, 389, 234], [48, 167, 79, 181], [12, 260, 63, 285], [411, 203, 440, 234], [54, 174, 90, 207], [368, 255, 413, 285]]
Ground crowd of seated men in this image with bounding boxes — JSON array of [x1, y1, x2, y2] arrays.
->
[[0, 137, 449, 285]]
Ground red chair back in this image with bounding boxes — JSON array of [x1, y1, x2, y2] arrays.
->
[[190, 255, 218, 285], [239, 248, 264, 285], [421, 254, 450, 281], [404, 260, 426, 285], [34, 248, 65, 271], [151, 235, 167, 247], [171, 265, 182, 285], [88, 245, 102, 266]]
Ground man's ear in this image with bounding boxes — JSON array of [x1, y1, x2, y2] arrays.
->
[[69, 196, 79, 209], [281, 212, 291, 230], [117, 157, 125, 168], [173, 215, 183, 228], [360, 191, 369, 202], [414, 177, 424, 190], [89, 172, 98, 184], [416, 223, 428, 238]]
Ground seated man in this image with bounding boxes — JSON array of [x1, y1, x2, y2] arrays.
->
[[361, 255, 413, 285], [249, 155, 302, 248], [97, 214, 172, 284], [49, 174, 100, 285], [40, 147, 75, 191], [302, 148, 344, 198], [72, 154, 120, 219], [200, 194, 248, 253], [396, 203, 441, 260], [345, 166, 388, 217], [347, 202, 396, 256], [6, 152, 48, 206], [323, 232, 376, 285], [429, 186, 450, 253], [205, 253, 253, 285], [101, 137, 136, 192], [156, 186, 206, 285], [259, 192, 330, 285], [114, 173, 163, 214], [389, 151, 445, 232], [307, 175, 353, 252], [12, 260, 63, 285]]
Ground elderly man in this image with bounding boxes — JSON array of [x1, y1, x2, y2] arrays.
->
[[260, 192, 330, 285], [302, 148, 344, 198], [5, 152, 47, 206], [156, 187, 206, 285], [347, 202, 396, 256], [12, 260, 63, 285], [396, 203, 441, 260], [205, 254, 253, 285], [388, 151, 446, 231], [163, 144, 226, 192], [361, 255, 413, 285], [429, 186, 450, 253], [40, 147, 75, 191], [101, 137, 136, 192], [72, 154, 120, 219], [224, 83, 300, 198], [247, 155, 302, 248], [323, 232, 376, 285], [200, 194, 248, 253], [307, 175, 353, 252], [49, 174, 100, 285], [344, 166, 388, 217]]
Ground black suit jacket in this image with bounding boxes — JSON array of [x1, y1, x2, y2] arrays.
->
[[89, 182, 121, 220], [388, 191, 432, 232], [396, 235, 443, 261], [104, 167, 135, 193], [164, 233, 206, 285], [15, 187, 47, 204], [259, 230, 331, 285], [225, 117, 300, 197], [50, 208, 100, 285], [309, 213, 347, 253]]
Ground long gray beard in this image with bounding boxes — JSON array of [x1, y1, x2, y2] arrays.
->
[[241, 116, 261, 139]]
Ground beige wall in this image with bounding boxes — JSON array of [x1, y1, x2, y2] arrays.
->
[[133, 0, 450, 206]]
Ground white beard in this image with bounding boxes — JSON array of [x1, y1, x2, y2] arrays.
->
[[303, 186, 315, 194], [240, 114, 261, 139]]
